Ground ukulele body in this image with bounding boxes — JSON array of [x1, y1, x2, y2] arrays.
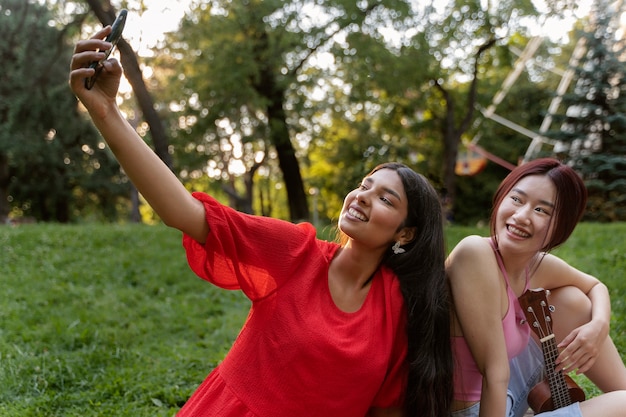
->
[[528, 374, 586, 413], [519, 288, 586, 414]]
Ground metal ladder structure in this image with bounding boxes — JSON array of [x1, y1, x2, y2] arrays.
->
[[459, 0, 624, 173]]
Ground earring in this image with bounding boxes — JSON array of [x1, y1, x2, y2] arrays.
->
[[392, 241, 405, 254]]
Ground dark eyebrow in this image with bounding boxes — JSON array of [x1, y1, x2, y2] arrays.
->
[[364, 177, 403, 201], [511, 187, 555, 208]]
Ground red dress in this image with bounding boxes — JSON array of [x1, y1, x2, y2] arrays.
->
[[177, 192, 408, 417]]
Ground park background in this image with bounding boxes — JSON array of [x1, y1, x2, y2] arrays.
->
[[1, 0, 626, 415]]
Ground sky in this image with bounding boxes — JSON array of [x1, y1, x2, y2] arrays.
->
[[122, 0, 599, 55], [111, 0, 618, 94], [121, 2, 192, 56]]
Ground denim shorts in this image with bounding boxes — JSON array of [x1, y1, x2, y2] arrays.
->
[[452, 341, 583, 417]]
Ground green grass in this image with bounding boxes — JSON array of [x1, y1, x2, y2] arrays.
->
[[1, 222, 625, 415], [0, 224, 249, 416]]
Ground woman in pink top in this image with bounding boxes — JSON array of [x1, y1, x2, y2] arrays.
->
[[69, 26, 453, 417], [447, 158, 626, 417]]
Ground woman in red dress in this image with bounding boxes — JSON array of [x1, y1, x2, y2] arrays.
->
[[69, 25, 453, 417]]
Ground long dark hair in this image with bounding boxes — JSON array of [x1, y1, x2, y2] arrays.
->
[[371, 163, 453, 417], [490, 158, 587, 252]]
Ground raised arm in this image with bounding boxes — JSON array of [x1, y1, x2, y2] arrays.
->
[[69, 28, 208, 243]]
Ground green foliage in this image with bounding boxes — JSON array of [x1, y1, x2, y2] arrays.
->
[[0, 0, 129, 222], [452, 46, 561, 224], [546, 0, 626, 221], [452, 167, 504, 225], [1, 222, 625, 414], [551, 222, 626, 396], [305, 1, 573, 224], [2, 1, 610, 226]]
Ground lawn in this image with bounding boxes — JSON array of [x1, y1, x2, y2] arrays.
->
[[1, 222, 625, 415]]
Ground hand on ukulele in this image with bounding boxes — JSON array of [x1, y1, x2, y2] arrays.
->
[[556, 320, 608, 374]]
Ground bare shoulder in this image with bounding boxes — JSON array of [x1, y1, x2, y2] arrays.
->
[[446, 235, 498, 284], [447, 235, 492, 264], [448, 235, 506, 337]]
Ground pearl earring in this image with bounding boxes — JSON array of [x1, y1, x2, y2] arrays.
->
[[392, 241, 405, 254]]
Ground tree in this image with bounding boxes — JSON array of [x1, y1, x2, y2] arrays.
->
[[245, 1, 583, 224], [0, 0, 128, 222], [417, 0, 581, 216], [152, 0, 420, 222], [50, 0, 585, 224], [547, 0, 626, 221], [83, 0, 173, 170]]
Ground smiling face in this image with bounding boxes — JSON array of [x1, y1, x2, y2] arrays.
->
[[494, 174, 556, 255], [338, 168, 412, 253]]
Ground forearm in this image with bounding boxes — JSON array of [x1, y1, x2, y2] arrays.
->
[[588, 282, 611, 333], [70, 32, 208, 242], [478, 380, 508, 417], [89, 104, 208, 241]]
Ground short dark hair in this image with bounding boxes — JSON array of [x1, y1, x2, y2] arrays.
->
[[490, 158, 588, 251]]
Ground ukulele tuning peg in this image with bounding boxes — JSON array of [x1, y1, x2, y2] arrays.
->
[[549, 305, 555, 312]]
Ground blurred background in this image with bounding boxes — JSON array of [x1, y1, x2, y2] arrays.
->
[[1, 0, 625, 227]]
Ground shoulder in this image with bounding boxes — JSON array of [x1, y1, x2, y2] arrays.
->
[[315, 238, 340, 260], [446, 235, 500, 288], [447, 235, 493, 267]]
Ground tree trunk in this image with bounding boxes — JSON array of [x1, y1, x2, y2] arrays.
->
[[437, 37, 497, 218], [267, 97, 309, 222], [442, 116, 461, 220], [254, 30, 309, 222], [84, 0, 172, 170]]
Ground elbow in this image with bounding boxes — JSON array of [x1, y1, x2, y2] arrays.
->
[[482, 364, 510, 391], [174, 219, 210, 244], [160, 215, 180, 230], [160, 197, 209, 242]]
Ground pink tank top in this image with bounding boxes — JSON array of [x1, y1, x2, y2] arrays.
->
[[452, 238, 531, 401]]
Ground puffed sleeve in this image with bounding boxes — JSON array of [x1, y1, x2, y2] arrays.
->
[[182, 192, 318, 301]]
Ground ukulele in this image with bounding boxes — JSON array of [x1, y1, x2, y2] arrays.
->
[[518, 288, 586, 413]]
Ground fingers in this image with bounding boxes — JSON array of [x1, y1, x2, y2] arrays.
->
[[69, 26, 113, 74], [72, 26, 112, 56], [558, 352, 595, 374], [69, 26, 122, 96], [556, 334, 599, 374], [70, 44, 111, 71], [69, 51, 105, 77]]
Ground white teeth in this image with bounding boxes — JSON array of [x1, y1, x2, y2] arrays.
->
[[348, 207, 367, 221], [508, 225, 529, 238]]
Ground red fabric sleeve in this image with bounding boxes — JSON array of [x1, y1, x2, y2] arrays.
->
[[182, 192, 318, 301]]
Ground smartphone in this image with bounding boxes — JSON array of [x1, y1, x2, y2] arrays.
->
[[84, 9, 128, 90]]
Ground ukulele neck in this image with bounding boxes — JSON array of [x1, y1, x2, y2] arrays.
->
[[540, 334, 573, 408]]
